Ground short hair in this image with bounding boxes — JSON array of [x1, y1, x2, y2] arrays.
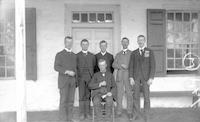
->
[[81, 39, 89, 44], [137, 35, 145, 39], [98, 59, 107, 65], [99, 40, 107, 45], [122, 37, 129, 42], [64, 36, 72, 41]]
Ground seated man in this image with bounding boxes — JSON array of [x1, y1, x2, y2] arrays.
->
[[89, 59, 117, 120]]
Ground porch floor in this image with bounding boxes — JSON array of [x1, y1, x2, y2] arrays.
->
[[0, 108, 200, 122]]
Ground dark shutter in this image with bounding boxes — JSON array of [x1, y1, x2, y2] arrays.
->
[[147, 9, 166, 76], [25, 8, 37, 81]]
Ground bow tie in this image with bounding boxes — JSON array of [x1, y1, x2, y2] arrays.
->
[[123, 51, 126, 54], [83, 52, 87, 56]]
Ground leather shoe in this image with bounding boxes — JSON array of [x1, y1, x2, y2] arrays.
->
[[127, 114, 133, 120]]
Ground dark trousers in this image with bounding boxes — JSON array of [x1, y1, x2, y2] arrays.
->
[[133, 79, 150, 117], [79, 73, 91, 116], [59, 79, 76, 121], [93, 95, 113, 118]]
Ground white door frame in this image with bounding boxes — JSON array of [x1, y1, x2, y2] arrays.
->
[[64, 4, 121, 55]]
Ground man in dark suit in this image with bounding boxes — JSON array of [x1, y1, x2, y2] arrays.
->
[[89, 59, 117, 120], [76, 39, 96, 120], [54, 36, 77, 122], [95, 40, 114, 73], [129, 35, 156, 121]]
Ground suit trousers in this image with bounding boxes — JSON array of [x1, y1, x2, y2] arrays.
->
[[59, 78, 76, 121], [79, 73, 91, 116], [133, 79, 150, 117], [93, 95, 113, 118], [116, 70, 133, 114]]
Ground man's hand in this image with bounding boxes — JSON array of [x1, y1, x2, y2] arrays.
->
[[106, 92, 112, 97], [99, 81, 106, 87], [121, 64, 128, 69], [129, 77, 135, 86], [65, 70, 75, 77], [147, 78, 153, 86]]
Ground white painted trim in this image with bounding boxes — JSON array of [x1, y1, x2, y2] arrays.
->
[[163, 3, 200, 10], [15, 0, 27, 121], [64, 4, 121, 55]]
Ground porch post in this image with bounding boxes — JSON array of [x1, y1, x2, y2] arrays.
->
[[15, 0, 27, 122]]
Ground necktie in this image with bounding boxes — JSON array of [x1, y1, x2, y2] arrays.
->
[[140, 49, 144, 55]]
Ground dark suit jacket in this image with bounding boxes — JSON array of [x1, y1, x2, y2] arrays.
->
[[76, 51, 96, 81], [54, 49, 77, 89], [129, 47, 156, 81], [89, 71, 117, 100], [95, 52, 114, 73]]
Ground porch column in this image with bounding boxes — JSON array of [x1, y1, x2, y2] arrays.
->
[[15, 0, 27, 122]]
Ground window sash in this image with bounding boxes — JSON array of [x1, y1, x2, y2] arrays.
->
[[166, 11, 200, 71]]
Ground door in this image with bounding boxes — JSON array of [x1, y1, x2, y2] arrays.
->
[[72, 28, 113, 106], [72, 28, 113, 54]]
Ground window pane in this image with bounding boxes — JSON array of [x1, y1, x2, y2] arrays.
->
[[175, 13, 182, 21], [0, 45, 5, 55], [167, 32, 175, 43], [167, 21, 174, 31], [192, 18, 198, 32], [97, 13, 104, 22], [183, 23, 190, 32], [7, 68, 14, 77], [174, 23, 182, 32], [4, 45, 15, 55], [105, 13, 112, 22], [81, 13, 88, 23], [72, 13, 80, 23], [174, 33, 190, 43], [89, 13, 96, 23], [6, 55, 14, 66], [183, 58, 190, 67], [184, 13, 190, 21], [192, 13, 198, 19], [183, 48, 190, 56], [175, 59, 182, 68], [167, 59, 174, 68], [0, 23, 5, 44], [0, 67, 5, 77], [191, 33, 199, 42], [167, 49, 174, 58], [191, 49, 198, 55], [167, 13, 174, 21], [175, 49, 182, 58], [0, 56, 5, 66], [167, 43, 174, 49]]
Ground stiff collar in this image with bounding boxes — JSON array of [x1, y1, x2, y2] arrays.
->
[[65, 48, 72, 52], [101, 51, 107, 56], [139, 46, 145, 51], [122, 48, 128, 52], [82, 50, 88, 54]]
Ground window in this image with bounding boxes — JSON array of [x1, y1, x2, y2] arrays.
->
[[72, 12, 113, 23], [0, 9, 15, 79], [166, 11, 200, 71]]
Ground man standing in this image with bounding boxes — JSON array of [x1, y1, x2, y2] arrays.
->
[[89, 59, 117, 121], [112, 37, 133, 119], [76, 39, 96, 120], [54, 36, 77, 122], [95, 40, 114, 73], [129, 35, 156, 121]]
